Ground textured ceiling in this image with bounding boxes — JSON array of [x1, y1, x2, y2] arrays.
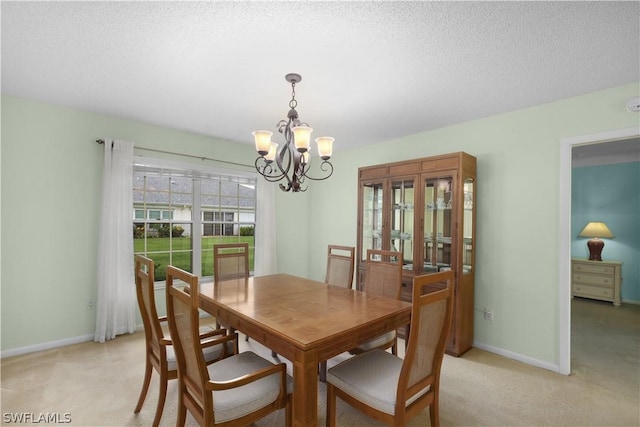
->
[[2, 1, 639, 153]]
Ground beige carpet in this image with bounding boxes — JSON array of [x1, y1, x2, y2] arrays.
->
[[1, 298, 638, 426]]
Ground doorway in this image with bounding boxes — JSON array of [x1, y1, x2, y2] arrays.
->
[[559, 127, 640, 375]]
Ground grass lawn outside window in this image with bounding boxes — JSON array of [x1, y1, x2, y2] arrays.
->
[[134, 235, 255, 281]]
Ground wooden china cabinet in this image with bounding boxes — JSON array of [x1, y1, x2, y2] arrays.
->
[[356, 152, 476, 356]]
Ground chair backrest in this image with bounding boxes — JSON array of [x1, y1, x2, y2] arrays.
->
[[213, 243, 250, 284], [363, 249, 403, 300], [397, 271, 454, 410], [325, 245, 355, 288], [135, 255, 165, 362], [166, 265, 213, 420]]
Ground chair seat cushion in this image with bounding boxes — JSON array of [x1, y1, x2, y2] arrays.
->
[[355, 330, 396, 352], [166, 331, 234, 372], [208, 351, 292, 423], [327, 349, 428, 415]]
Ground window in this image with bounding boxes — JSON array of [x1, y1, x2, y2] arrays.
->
[[133, 162, 256, 282], [203, 211, 235, 236]]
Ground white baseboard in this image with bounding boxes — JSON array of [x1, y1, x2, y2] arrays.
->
[[2, 312, 214, 359], [0, 324, 145, 359], [1, 334, 95, 359], [472, 341, 563, 375]]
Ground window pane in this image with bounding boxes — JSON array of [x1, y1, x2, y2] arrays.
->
[[146, 191, 170, 205], [171, 251, 192, 274], [239, 185, 255, 198], [221, 181, 239, 196], [172, 224, 191, 248], [147, 253, 170, 281], [202, 194, 220, 206], [202, 245, 213, 277], [133, 190, 144, 203], [202, 179, 220, 195], [170, 176, 193, 207], [133, 175, 145, 190], [145, 176, 169, 191], [221, 196, 238, 206]]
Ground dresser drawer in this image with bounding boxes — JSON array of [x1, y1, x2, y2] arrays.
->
[[572, 263, 614, 275], [573, 283, 614, 299], [572, 273, 614, 286]]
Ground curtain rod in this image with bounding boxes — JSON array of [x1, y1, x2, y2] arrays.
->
[[95, 139, 253, 169]]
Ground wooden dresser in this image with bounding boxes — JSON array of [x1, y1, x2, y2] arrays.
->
[[571, 258, 623, 306]]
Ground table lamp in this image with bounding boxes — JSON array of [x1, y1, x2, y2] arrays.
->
[[578, 221, 614, 261]]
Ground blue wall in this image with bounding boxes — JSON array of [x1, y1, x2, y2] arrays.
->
[[572, 162, 640, 303]]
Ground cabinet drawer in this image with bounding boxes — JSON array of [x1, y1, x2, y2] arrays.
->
[[573, 273, 614, 286], [572, 263, 614, 275], [573, 283, 614, 299]]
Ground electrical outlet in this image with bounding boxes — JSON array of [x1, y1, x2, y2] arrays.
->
[[483, 308, 493, 321], [86, 299, 95, 310]]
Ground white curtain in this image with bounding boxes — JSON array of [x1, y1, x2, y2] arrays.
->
[[94, 139, 136, 343], [254, 180, 277, 276]]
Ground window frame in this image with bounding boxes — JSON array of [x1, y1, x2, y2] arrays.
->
[[133, 156, 257, 284]]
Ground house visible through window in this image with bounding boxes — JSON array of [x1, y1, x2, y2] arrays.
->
[[133, 162, 256, 282]]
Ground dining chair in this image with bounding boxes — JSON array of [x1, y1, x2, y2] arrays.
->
[[326, 270, 454, 427], [133, 255, 233, 427], [324, 244, 355, 289], [213, 243, 250, 283], [212, 242, 280, 357], [352, 249, 403, 355], [213, 243, 253, 341], [318, 245, 356, 381], [319, 249, 403, 382], [166, 265, 292, 427]]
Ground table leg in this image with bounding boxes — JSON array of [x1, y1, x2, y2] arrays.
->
[[292, 348, 318, 426]]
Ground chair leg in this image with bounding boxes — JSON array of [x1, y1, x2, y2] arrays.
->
[[176, 395, 187, 427], [326, 383, 336, 427], [319, 361, 327, 383], [430, 394, 440, 427], [285, 397, 292, 427], [152, 370, 169, 427], [134, 358, 152, 413], [391, 336, 398, 356]]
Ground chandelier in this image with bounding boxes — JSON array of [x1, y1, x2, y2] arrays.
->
[[253, 73, 334, 192]]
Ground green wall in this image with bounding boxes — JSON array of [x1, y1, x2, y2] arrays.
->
[[296, 82, 640, 366], [572, 162, 640, 302], [0, 95, 256, 352], [2, 82, 639, 369]]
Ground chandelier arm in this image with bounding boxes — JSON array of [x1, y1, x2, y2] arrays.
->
[[299, 160, 334, 181], [274, 120, 297, 190], [255, 158, 287, 182]]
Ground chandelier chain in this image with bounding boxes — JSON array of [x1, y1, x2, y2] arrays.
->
[[289, 81, 297, 109]]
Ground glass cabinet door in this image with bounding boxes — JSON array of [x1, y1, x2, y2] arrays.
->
[[462, 177, 474, 274], [361, 181, 384, 258], [390, 178, 415, 270], [423, 175, 454, 273]]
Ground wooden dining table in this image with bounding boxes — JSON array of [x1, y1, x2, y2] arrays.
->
[[198, 273, 411, 427]]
